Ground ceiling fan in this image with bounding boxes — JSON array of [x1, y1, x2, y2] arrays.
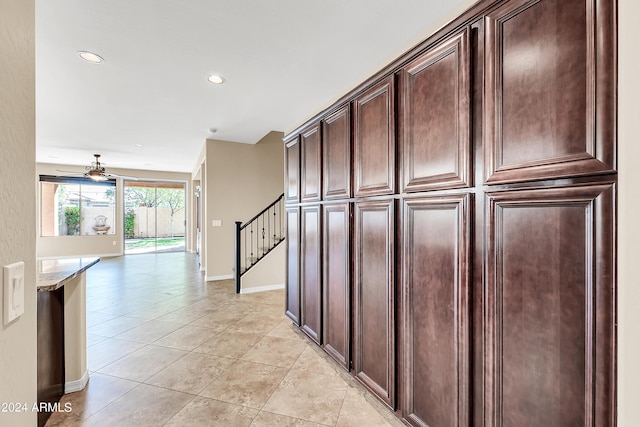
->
[[57, 154, 138, 181]]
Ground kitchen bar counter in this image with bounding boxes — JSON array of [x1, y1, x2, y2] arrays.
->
[[37, 257, 100, 291], [36, 257, 98, 427]]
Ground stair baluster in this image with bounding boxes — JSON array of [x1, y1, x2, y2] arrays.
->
[[234, 193, 285, 293]]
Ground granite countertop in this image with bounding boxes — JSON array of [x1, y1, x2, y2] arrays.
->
[[37, 257, 100, 292]]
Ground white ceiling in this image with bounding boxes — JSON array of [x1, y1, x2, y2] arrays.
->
[[36, 0, 470, 174]]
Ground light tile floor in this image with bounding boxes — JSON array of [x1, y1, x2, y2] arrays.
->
[[46, 252, 403, 427]]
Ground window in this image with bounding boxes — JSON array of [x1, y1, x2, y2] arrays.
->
[[40, 175, 116, 237]]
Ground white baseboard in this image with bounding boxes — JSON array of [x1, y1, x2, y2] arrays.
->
[[205, 274, 234, 281], [240, 283, 285, 294], [37, 252, 121, 260], [65, 370, 89, 393]]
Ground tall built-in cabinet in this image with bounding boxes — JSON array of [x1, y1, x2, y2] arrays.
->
[[284, 0, 617, 425], [322, 105, 352, 370], [284, 137, 300, 324]]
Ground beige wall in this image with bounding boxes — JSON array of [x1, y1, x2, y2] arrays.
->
[[203, 131, 285, 281], [200, 160, 208, 273], [191, 164, 202, 266], [0, 0, 37, 425], [618, 0, 639, 424], [242, 242, 285, 291], [36, 163, 192, 258]]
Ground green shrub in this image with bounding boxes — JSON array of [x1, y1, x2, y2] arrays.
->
[[64, 206, 80, 235], [125, 209, 136, 239]]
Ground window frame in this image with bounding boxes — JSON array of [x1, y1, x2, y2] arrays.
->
[[39, 175, 117, 237]]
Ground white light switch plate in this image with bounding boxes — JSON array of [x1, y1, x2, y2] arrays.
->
[[212, 220, 222, 227], [4, 261, 25, 324]]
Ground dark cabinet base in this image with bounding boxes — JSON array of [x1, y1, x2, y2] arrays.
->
[[37, 288, 65, 427]]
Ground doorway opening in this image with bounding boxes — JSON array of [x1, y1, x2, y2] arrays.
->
[[124, 180, 186, 254]]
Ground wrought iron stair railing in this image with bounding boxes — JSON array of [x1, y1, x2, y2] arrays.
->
[[234, 193, 285, 293]]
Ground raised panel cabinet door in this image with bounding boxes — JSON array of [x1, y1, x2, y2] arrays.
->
[[401, 28, 471, 192], [354, 76, 395, 197], [322, 202, 351, 370], [301, 205, 322, 343], [485, 183, 615, 426], [301, 123, 322, 202], [484, 0, 616, 184], [285, 207, 300, 325], [323, 104, 352, 199], [354, 199, 395, 408], [285, 136, 300, 203], [402, 195, 471, 427]]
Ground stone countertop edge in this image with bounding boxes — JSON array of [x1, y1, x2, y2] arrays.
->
[[36, 257, 100, 292]]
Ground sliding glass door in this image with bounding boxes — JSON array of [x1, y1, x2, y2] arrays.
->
[[124, 180, 186, 254]]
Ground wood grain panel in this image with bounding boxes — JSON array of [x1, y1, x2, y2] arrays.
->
[[323, 104, 352, 200], [484, 0, 616, 184], [402, 195, 470, 427], [354, 76, 395, 197], [37, 288, 65, 427], [285, 207, 300, 325], [285, 136, 300, 203], [354, 199, 395, 408], [301, 205, 322, 343], [301, 123, 322, 202], [485, 183, 615, 426], [322, 202, 351, 369], [401, 28, 471, 192]]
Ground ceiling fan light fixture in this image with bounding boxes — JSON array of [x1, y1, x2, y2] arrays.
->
[[86, 169, 107, 181], [59, 154, 139, 181], [85, 154, 108, 181], [78, 51, 104, 64], [207, 74, 225, 84]]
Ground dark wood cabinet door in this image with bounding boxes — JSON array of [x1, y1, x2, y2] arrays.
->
[[484, 0, 616, 184], [354, 199, 395, 408], [322, 202, 351, 370], [37, 288, 65, 427], [301, 205, 322, 343], [285, 207, 300, 325], [285, 136, 300, 203], [354, 76, 395, 197], [323, 104, 352, 200], [301, 123, 322, 202], [485, 183, 615, 426], [402, 194, 471, 427], [401, 28, 471, 192]]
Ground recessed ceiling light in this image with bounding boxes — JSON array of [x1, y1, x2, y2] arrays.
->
[[207, 75, 225, 84], [78, 51, 104, 64], [135, 144, 143, 148]]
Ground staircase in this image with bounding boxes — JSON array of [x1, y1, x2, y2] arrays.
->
[[234, 193, 285, 293]]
